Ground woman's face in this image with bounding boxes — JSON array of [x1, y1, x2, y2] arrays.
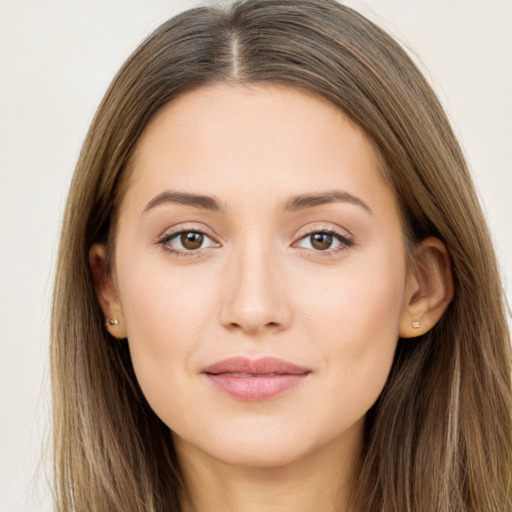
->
[[109, 83, 410, 468]]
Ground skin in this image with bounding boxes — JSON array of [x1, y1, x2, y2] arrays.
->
[[90, 83, 453, 512]]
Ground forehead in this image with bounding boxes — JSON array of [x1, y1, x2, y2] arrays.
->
[[121, 82, 395, 217]]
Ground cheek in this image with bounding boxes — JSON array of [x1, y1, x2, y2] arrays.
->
[[116, 256, 219, 410], [304, 245, 405, 333], [303, 247, 406, 407], [125, 273, 213, 343]]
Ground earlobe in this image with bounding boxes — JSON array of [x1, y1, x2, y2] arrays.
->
[[89, 243, 127, 339], [399, 237, 454, 338]]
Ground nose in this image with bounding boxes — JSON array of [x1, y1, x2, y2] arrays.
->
[[218, 238, 292, 336]]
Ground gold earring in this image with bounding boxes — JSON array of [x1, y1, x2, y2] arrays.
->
[[412, 320, 420, 329], [107, 318, 119, 326]]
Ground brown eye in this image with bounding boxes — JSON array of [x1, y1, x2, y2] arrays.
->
[[294, 229, 353, 256], [159, 229, 219, 257], [310, 232, 333, 251], [181, 232, 204, 250]]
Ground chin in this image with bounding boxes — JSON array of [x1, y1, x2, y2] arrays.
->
[[203, 442, 309, 470], [172, 419, 319, 469]]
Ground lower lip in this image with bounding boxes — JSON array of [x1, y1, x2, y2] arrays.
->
[[204, 373, 308, 401]]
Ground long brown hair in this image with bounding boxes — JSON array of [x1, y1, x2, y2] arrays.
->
[[51, 1, 512, 510]]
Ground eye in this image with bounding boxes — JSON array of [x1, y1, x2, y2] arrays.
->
[[157, 226, 354, 258], [158, 229, 219, 257], [294, 229, 353, 256]]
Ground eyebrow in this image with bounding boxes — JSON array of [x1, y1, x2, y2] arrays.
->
[[143, 190, 224, 214], [142, 189, 372, 215], [283, 190, 372, 214]]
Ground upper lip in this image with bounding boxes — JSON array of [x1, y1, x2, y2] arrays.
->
[[202, 356, 311, 375]]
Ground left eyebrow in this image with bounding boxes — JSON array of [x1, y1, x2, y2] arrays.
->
[[282, 190, 373, 215]]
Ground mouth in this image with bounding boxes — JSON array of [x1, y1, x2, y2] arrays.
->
[[202, 356, 311, 401]]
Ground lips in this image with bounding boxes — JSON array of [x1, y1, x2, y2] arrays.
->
[[202, 356, 311, 401]]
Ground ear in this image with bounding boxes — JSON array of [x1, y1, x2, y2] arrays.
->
[[89, 243, 127, 339], [399, 237, 454, 338]]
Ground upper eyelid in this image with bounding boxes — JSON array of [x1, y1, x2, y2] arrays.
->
[[160, 223, 350, 239], [158, 228, 219, 247], [158, 223, 218, 240], [161, 221, 350, 237], [295, 223, 352, 239]]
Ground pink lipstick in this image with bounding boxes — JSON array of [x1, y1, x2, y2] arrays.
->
[[202, 356, 311, 401]]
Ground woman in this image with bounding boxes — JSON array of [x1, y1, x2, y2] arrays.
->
[[51, 0, 512, 510]]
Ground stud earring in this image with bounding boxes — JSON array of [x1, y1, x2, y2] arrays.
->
[[412, 320, 420, 329], [107, 318, 119, 326]]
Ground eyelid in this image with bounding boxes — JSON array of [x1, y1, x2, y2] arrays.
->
[[295, 223, 352, 240], [157, 221, 222, 245]]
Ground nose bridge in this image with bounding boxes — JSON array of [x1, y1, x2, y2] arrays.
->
[[219, 228, 291, 334]]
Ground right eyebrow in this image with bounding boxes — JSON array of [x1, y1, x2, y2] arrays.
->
[[142, 191, 226, 215]]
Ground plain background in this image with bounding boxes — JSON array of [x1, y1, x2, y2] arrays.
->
[[1, 1, 511, 510]]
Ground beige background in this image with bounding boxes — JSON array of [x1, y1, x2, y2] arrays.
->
[[1, 1, 510, 510]]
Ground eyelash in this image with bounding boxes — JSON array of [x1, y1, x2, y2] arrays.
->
[[157, 226, 354, 259]]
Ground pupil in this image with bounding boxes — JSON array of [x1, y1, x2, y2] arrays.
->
[[181, 232, 203, 250], [312, 233, 332, 250]]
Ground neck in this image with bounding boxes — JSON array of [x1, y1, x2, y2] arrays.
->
[[175, 424, 362, 512]]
